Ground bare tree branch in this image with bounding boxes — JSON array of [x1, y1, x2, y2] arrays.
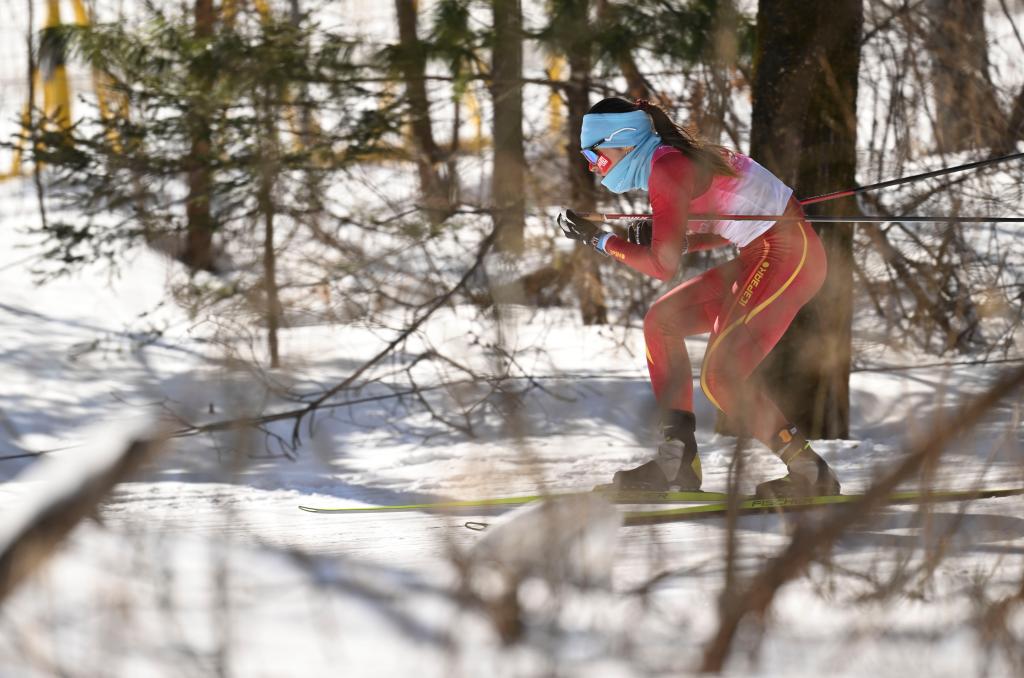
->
[[288, 229, 496, 445], [701, 364, 1024, 672], [0, 427, 169, 604]]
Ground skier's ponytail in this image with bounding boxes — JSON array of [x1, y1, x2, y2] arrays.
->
[[588, 97, 738, 178]]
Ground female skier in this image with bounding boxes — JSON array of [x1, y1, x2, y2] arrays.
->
[[556, 97, 841, 499]]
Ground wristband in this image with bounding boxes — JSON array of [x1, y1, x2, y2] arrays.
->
[[592, 232, 614, 256]]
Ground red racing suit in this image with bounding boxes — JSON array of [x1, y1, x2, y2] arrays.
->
[[602, 146, 827, 445]]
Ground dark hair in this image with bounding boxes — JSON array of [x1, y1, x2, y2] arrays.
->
[[587, 97, 737, 178]]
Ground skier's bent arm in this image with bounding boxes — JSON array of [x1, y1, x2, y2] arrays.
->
[[602, 152, 695, 281]]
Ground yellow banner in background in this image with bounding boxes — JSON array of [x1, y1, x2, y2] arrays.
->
[[1, 0, 127, 181]]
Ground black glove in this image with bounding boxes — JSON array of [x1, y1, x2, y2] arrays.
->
[[556, 209, 601, 243], [627, 218, 652, 246]]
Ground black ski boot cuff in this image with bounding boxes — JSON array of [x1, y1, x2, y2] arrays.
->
[[661, 410, 697, 441]]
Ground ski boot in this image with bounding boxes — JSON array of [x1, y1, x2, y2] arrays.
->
[[755, 428, 840, 499], [608, 411, 702, 491]]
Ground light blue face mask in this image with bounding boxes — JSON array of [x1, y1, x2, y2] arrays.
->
[[580, 110, 662, 193]]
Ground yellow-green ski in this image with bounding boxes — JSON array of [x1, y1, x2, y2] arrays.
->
[[623, 487, 1024, 525], [297, 488, 729, 514]]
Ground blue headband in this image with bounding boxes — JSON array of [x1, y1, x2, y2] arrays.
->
[[580, 110, 656, 149], [581, 110, 662, 193]]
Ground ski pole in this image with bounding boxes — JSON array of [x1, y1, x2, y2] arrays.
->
[[577, 212, 1024, 224], [577, 149, 1024, 221], [799, 150, 1024, 206]]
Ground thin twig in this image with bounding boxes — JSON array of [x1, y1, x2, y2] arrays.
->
[[700, 364, 1024, 672]]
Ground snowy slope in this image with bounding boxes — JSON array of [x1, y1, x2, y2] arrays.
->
[[2, 159, 1022, 676], [1, 3, 1024, 676]]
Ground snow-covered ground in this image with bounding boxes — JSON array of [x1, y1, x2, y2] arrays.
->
[[1, 2, 1024, 675], [1, 165, 1022, 677]]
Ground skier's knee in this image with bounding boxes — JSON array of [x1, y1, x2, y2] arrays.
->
[[643, 299, 675, 339]]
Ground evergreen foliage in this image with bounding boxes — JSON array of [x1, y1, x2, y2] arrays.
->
[[31, 6, 378, 272]]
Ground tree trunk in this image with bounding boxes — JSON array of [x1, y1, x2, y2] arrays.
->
[[698, 0, 741, 144], [490, 0, 525, 254], [259, 83, 283, 368], [750, 0, 863, 439], [394, 0, 451, 224], [594, 0, 653, 102], [925, 0, 1004, 152], [259, 155, 282, 369], [996, 83, 1024, 154], [260, 200, 281, 369], [183, 0, 216, 272], [563, 0, 607, 325]]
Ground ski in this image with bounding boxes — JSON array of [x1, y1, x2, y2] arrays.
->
[[297, 488, 729, 514], [622, 487, 1024, 526]]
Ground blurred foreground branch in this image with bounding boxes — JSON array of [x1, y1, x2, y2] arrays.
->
[[0, 427, 169, 604], [701, 363, 1024, 672]]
